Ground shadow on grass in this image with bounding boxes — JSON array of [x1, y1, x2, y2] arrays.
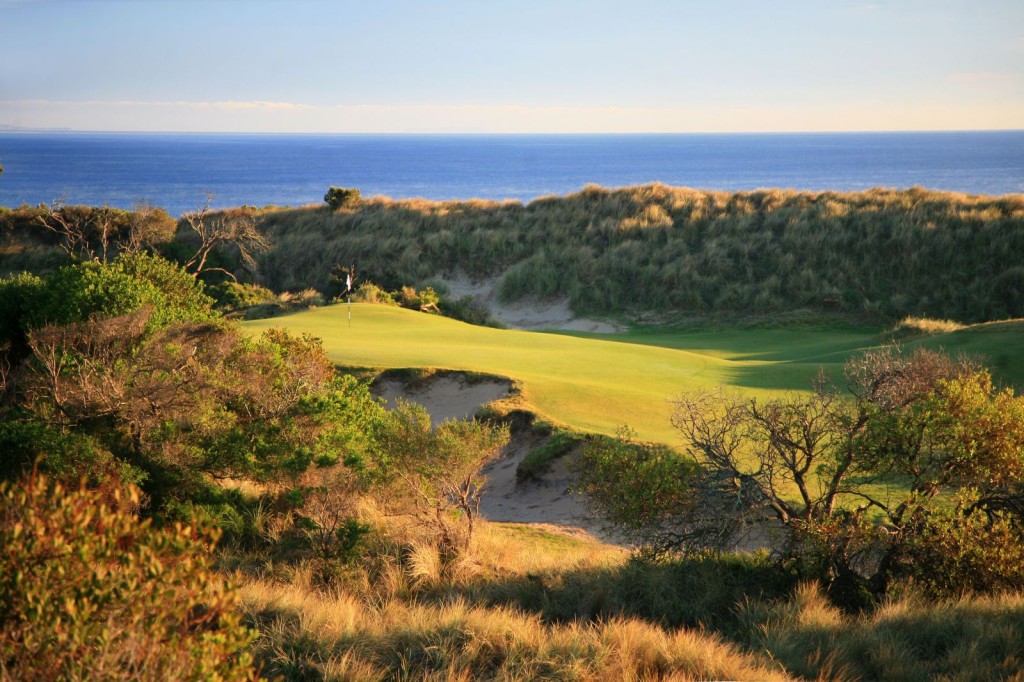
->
[[434, 551, 796, 636]]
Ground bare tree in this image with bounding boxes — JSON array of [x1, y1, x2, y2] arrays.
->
[[36, 199, 101, 261], [122, 202, 176, 255], [181, 196, 270, 281], [577, 347, 1024, 601]]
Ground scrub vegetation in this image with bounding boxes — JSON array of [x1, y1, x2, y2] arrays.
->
[[247, 184, 1024, 323], [2, 184, 1024, 680]]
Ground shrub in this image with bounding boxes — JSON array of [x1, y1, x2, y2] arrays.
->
[[580, 349, 1024, 603], [0, 472, 256, 681], [516, 431, 576, 482], [323, 186, 361, 210], [349, 281, 397, 305], [210, 281, 277, 310]]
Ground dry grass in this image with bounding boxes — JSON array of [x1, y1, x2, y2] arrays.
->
[[235, 509, 1024, 681], [886, 315, 966, 339], [241, 579, 790, 681], [743, 583, 1024, 682], [235, 515, 794, 680]]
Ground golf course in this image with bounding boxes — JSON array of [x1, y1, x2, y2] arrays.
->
[[242, 303, 1024, 446]]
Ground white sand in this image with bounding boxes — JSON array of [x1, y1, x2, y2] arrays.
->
[[373, 375, 511, 424], [437, 273, 624, 334]]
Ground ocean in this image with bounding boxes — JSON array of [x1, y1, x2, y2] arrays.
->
[[0, 131, 1022, 217]]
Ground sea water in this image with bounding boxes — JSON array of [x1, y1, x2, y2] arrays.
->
[[0, 131, 1022, 217]]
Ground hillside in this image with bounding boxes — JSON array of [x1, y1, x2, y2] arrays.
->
[[253, 184, 1024, 323]]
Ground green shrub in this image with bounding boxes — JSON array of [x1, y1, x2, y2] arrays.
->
[[349, 280, 397, 305], [516, 431, 576, 482], [440, 294, 504, 327], [0, 473, 256, 681], [210, 281, 277, 310], [323, 186, 361, 210], [256, 186, 1024, 323]]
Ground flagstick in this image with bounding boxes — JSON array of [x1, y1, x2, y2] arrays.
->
[[348, 293, 352, 327]]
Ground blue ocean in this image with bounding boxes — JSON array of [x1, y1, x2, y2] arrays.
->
[[0, 131, 1022, 217]]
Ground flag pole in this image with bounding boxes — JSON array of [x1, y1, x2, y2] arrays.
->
[[346, 265, 354, 327]]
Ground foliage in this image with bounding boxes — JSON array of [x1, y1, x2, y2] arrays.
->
[[517, 430, 576, 482], [0, 253, 216, 352], [0, 472, 255, 681], [381, 402, 510, 558], [0, 201, 176, 264], [349, 280, 397, 305], [323, 186, 361, 210], [0, 255, 390, 521], [208, 281, 278, 311], [579, 348, 1024, 603], [573, 428, 713, 557], [439, 293, 504, 327], [255, 185, 1024, 323], [398, 284, 440, 312]]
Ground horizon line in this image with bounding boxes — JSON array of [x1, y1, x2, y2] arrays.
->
[[3, 126, 1023, 136]]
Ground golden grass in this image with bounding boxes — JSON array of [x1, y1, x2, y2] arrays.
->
[[887, 315, 966, 339], [236, 516, 790, 680], [241, 579, 789, 681]]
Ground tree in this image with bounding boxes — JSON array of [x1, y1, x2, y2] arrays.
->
[[0, 255, 383, 519], [324, 186, 361, 210], [122, 202, 177, 255], [576, 347, 1024, 603], [29, 202, 175, 262], [381, 402, 509, 559], [181, 198, 270, 282]]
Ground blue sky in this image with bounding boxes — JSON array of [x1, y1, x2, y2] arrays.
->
[[1, 0, 1022, 133]]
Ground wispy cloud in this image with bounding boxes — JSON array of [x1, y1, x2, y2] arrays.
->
[[3, 98, 1023, 134], [2, 98, 315, 111], [948, 72, 1022, 87]]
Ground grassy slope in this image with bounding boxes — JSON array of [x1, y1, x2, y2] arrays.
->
[[243, 304, 1024, 447]]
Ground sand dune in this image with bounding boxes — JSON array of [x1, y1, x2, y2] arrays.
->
[[437, 273, 624, 333]]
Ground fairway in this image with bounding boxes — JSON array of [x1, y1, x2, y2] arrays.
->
[[243, 304, 869, 444], [243, 305, 1024, 446]]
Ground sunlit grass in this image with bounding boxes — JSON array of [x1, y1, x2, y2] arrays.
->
[[242, 304, 1024, 446]]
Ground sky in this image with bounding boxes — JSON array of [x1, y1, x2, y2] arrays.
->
[[1, 0, 1022, 133]]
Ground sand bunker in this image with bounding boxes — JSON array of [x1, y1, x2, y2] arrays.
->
[[372, 371, 607, 541], [438, 273, 624, 333], [373, 374, 511, 424], [478, 437, 599, 537]]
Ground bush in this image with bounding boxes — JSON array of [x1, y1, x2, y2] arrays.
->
[[517, 431, 576, 482], [209, 281, 277, 311], [0, 472, 256, 681], [324, 186, 361, 210]]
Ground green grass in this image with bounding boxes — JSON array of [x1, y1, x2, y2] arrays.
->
[[243, 304, 1024, 447]]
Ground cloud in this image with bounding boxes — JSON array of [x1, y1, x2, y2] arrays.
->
[[1, 98, 315, 111], [948, 72, 1022, 87], [2, 98, 1023, 134]]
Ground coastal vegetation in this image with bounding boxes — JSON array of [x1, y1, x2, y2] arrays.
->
[[1, 184, 1024, 679], [248, 184, 1024, 323], [4, 184, 1024, 324]]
